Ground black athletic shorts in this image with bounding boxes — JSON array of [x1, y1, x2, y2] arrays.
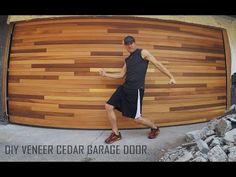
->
[[107, 85, 144, 119]]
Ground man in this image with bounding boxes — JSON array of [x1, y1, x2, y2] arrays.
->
[[99, 36, 176, 144]]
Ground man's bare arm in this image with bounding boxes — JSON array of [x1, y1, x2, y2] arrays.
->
[[99, 63, 126, 79], [142, 49, 176, 84]]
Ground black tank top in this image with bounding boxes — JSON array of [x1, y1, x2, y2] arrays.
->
[[123, 48, 149, 89]]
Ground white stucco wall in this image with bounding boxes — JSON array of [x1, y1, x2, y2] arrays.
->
[[7, 15, 236, 75]]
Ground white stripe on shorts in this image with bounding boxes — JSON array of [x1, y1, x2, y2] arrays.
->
[[135, 89, 141, 119]]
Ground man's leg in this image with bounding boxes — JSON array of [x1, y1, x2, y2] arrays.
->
[[105, 103, 119, 135], [134, 117, 157, 129], [104, 103, 122, 144], [134, 117, 160, 139]]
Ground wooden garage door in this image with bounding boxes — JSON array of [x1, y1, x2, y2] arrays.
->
[[7, 16, 227, 129]]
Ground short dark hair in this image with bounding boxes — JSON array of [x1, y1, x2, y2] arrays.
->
[[123, 36, 135, 45]]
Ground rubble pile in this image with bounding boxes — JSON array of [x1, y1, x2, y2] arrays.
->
[[159, 105, 236, 162]]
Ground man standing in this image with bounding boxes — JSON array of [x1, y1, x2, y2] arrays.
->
[[99, 36, 176, 144]]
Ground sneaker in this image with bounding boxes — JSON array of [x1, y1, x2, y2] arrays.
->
[[148, 127, 160, 139], [105, 132, 122, 144]]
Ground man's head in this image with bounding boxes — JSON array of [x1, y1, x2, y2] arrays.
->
[[123, 36, 136, 53]]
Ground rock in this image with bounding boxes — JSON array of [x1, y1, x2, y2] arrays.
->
[[201, 127, 210, 140], [194, 151, 208, 159], [191, 156, 208, 162], [224, 114, 236, 129], [196, 139, 210, 154], [204, 135, 216, 145], [207, 145, 228, 162], [210, 137, 222, 148], [206, 130, 215, 137], [222, 145, 230, 153], [223, 129, 236, 145], [176, 152, 193, 162], [225, 104, 236, 114], [159, 147, 185, 162], [228, 146, 236, 153], [185, 127, 209, 142], [190, 146, 198, 152], [160, 111, 236, 162], [229, 104, 236, 111], [226, 114, 236, 129], [185, 130, 201, 142], [225, 114, 236, 121], [228, 153, 236, 161], [181, 142, 197, 148], [168, 152, 181, 161], [215, 118, 232, 137], [207, 119, 220, 131], [228, 147, 236, 162], [232, 122, 236, 129]]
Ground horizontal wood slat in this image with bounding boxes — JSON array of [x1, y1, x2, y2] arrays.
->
[[8, 16, 227, 129], [35, 40, 122, 45]]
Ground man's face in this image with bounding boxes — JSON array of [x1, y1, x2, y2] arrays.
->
[[124, 42, 136, 53]]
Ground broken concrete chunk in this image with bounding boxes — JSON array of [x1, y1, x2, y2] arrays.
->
[[222, 145, 230, 153], [185, 127, 209, 142], [225, 114, 236, 121], [181, 142, 197, 148], [228, 147, 236, 162], [206, 130, 215, 137], [176, 152, 193, 162], [160, 111, 236, 162], [191, 156, 208, 162], [207, 145, 228, 162], [228, 153, 236, 161], [207, 119, 220, 131], [229, 104, 236, 111], [210, 137, 222, 148], [196, 139, 210, 154], [215, 118, 232, 137], [228, 146, 236, 154], [223, 129, 236, 145], [185, 130, 201, 142], [194, 151, 208, 159], [204, 135, 216, 145]]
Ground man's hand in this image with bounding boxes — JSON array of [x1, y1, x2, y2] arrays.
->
[[169, 78, 176, 85], [99, 68, 106, 77]]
